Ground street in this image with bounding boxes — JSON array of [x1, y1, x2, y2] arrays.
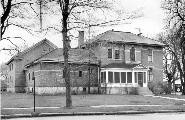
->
[[5, 113, 185, 120]]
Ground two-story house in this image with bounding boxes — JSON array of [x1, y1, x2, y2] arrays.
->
[[6, 39, 57, 93], [6, 29, 165, 95], [80, 29, 165, 94]]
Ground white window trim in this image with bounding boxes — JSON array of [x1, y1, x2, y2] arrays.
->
[[108, 48, 113, 59], [130, 47, 136, 62], [114, 49, 121, 60], [148, 49, 153, 62]]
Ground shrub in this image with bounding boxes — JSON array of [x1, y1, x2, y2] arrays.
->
[[148, 81, 168, 95]]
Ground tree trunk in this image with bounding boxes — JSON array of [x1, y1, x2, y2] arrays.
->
[[62, 0, 72, 108]]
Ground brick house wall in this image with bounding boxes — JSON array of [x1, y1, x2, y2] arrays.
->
[[141, 46, 163, 82], [6, 40, 57, 92], [89, 42, 163, 83], [25, 62, 98, 94]]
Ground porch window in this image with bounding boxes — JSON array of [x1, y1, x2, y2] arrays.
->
[[114, 72, 120, 83], [108, 49, 112, 58], [108, 71, 113, 83], [121, 72, 126, 83], [115, 50, 120, 59], [130, 47, 135, 61], [148, 49, 153, 62], [134, 72, 138, 83], [127, 72, 132, 83], [101, 72, 106, 83]]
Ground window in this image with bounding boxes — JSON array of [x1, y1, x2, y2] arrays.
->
[[32, 72, 35, 80], [79, 71, 82, 77], [108, 49, 112, 58], [148, 49, 153, 62], [148, 68, 153, 81], [9, 63, 13, 71], [130, 47, 135, 61], [101, 72, 106, 83], [121, 72, 126, 83], [115, 50, 120, 59], [108, 71, 113, 83], [28, 73, 30, 80], [127, 72, 132, 83], [114, 72, 120, 83], [135, 72, 138, 83], [63, 70, 65, 78], [11, 64, 13, 70]]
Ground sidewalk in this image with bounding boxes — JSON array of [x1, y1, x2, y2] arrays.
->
[[144, 95, 185, 101], [1, 103, 185, 119]]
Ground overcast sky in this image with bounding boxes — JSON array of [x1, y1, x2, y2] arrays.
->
[[0, 0, 166, 64]]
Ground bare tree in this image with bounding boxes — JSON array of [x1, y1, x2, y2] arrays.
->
[[36, 0, 143, 108], [162, 0, 185, 95]]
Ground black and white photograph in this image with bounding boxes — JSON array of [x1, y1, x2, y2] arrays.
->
[[1, 0, 185, 119]]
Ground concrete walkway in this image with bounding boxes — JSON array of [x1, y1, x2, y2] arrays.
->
[[144, 95, 185, 101], [2, 107, 61, 110]]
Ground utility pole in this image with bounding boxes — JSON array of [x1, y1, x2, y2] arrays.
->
[[33, 75, 35, 112], [88, 24, 91, 94]]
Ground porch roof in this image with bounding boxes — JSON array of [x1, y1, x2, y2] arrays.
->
[[102, 63, 148, 70]]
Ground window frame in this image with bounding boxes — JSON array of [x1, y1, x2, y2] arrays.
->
[[114, 49, 120, 59], [148, 49, 153, 62], [130, 47, 136, 61], [108, 48, 113, 59], [79, 71, 82, 77], [108, 71, 113, 83]]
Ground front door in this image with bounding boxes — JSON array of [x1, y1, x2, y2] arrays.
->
[[138, 72, 143, 87]]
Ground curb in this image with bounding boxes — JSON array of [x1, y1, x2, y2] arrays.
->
[[1, 110, 185, 119]]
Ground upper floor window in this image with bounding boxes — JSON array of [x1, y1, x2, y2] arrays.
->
[[115, 50, 120, 59], [108, 49, 112, 59], [148, 49, 153, 62], [130, 47, 135, 61]]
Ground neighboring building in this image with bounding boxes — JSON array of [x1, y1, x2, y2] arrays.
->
[[80, 30, 165, 94], [6, 39, 98, 94], [6, 39, 58, 92], [6, 29, 165, 95]]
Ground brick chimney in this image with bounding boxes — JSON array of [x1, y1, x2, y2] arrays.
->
[[78, 31, 84, 47]]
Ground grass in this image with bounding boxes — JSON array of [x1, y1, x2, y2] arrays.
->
[[1, 92, 185, 115]]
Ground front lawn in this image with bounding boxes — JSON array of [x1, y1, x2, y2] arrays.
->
[[2, 92, 184, 108], [1, 92, 185, 115]]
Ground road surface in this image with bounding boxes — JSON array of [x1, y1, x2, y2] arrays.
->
[[4, 113, 185, 120]]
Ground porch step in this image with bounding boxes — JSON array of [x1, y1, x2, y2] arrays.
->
[[137, 87, 153, 95]]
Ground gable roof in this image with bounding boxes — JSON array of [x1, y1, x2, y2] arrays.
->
[[25, 48, 98, 67], [88, 30, 165, 46], [6, 39, 58, 65]]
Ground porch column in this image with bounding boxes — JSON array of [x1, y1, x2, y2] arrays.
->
[[106, 70, 108, 83], [145, 71, 148, 85], [132, 70, 135, 85]]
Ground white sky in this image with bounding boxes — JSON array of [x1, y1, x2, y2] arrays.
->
[[0, 0, 166, 64]]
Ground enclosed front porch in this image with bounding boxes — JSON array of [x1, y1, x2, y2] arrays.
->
[[100, 63, 149, 94]]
